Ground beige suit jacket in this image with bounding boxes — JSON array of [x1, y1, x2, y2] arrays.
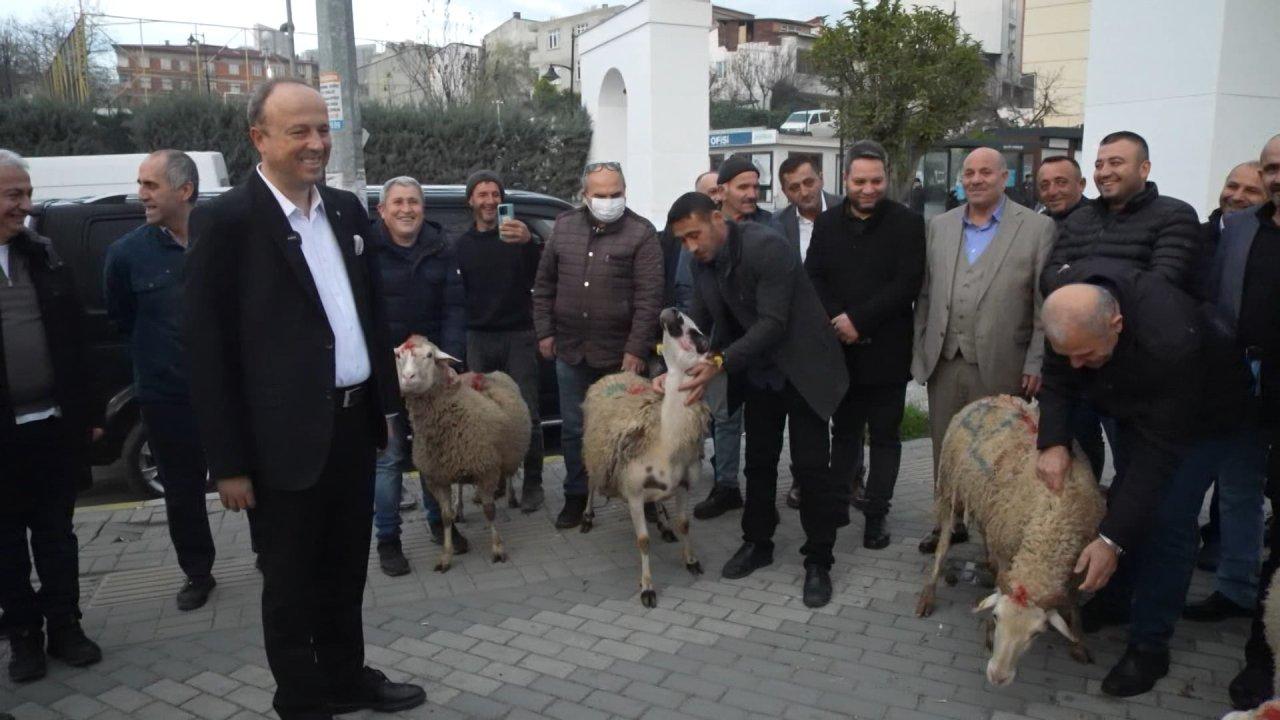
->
[[911, 199, 1055, 390]]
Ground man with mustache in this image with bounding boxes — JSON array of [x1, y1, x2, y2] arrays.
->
[[104, 150, 217, 609], [185, 79, 424, 719]]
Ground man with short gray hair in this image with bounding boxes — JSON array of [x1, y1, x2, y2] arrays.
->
[[1, 148, 104, 682], [533, 161, 663, 528], [104, 149, 217, 610]]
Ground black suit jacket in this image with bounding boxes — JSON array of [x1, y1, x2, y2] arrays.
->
[[805, 199, 925, 386], [777, 191, 843, 253], [688, 220, 848, 420], [0, 229, 99, 490], [185, 172, 398, 491]]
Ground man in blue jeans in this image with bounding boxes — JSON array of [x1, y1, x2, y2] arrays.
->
[[369, 176, 468, 575], [533, 163, 664, 528]]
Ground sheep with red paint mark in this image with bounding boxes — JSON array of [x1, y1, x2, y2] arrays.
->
[[915, 394, 1106, 686]]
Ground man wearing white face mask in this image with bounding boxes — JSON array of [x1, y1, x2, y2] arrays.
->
[[533, 162, 664, 529]]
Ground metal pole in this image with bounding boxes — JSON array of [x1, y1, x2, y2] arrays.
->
[[285, 0, 296, 78], [316, 0, 365, 198], [569, 28, 575, 96]]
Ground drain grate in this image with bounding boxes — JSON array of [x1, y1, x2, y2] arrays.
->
[[87, 555, 261, 608]]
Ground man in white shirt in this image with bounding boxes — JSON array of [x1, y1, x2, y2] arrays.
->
[[185, 79, 424, 720], [776, 156, 842, 261]]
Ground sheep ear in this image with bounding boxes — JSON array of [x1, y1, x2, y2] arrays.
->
[[435, 350, 460, 364], [1047, 610, 1078, 642], [974, 592, 1000, 614]]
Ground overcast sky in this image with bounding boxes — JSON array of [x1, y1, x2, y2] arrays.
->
[[18, 1, 851, 54]]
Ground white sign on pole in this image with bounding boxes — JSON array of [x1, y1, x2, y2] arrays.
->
[[319, 71, 345, 131]]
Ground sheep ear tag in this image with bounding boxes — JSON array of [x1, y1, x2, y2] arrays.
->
[[1046, 610, 1077, 643], [974, 592, 1000, 613]]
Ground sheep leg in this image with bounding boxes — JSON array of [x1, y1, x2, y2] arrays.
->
[[1067, 604, 1093, 664], [673, 476, 702, 576], [653, 501, 678, 543], [626, 496, 657, 607], [431, 484, 457, 573], [916, 491, 957, 618], [481, 487, 506, 564], [581, 487, 596, 533], [454, 484, 466, 524]]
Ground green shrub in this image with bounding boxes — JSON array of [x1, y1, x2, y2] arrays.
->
[[901, 404, 929, 441]]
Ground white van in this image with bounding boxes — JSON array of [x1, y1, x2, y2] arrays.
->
[[24, 152, 231, 202], [779, 109, 837, 139]]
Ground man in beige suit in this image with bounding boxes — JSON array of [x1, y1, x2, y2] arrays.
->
[[912, 147, 1056, 553]]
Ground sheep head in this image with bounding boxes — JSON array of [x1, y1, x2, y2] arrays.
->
[[394, 335, 459, 396], [658, 308, 711, 374], [974, 584, 1076, 687]]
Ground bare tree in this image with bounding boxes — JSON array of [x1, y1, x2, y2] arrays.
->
[[724, 43, 796, 110]]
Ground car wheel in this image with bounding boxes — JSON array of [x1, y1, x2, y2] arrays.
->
[[122, 422, 164, 498]]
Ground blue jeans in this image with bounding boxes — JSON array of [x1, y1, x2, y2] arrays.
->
[[556, 359, 614, 497], [373, 415, 441, 541], [706, 373, 742, 491], [1129, 427, 1268, 649]]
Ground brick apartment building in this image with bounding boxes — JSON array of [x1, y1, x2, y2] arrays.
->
[[113, 42, 318, 103]]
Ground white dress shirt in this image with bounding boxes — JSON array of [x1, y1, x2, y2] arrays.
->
[[257, 167, 371, 388], [0, 243, 10, 285], [796, 193, 828, 262]]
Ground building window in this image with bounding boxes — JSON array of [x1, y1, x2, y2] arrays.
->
[[160, 57, 171, 70], [229, 82, 241, 94], [573, 23, 588, 36], [252, 63, 262, 76], [228, 62, 239, 75], [177, 59, 187, 71], [181, 79, 192, 90], [547, 29, 560, 50], [713, 60, 726, 77], [161, 77, 173, 90], [117, 55, 129, 68]]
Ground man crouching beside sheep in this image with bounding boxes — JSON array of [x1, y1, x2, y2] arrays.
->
[[1034, 257, 1252, 697]]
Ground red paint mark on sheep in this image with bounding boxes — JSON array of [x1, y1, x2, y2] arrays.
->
[[1261, 703, 1280, 720], [626, 385, 647, 395], [1011, 584, 1029, 607]]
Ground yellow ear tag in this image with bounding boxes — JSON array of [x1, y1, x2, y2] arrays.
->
[[655, 343, 664, 354]]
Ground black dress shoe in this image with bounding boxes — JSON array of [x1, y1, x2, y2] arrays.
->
[[427, 522, 469, 554], [693, 485, 743, 520], [7, 627, 46, 683], [863, 515, 890, 550], [1230, 663, 1274, 710], [46, 621, 101, 668], [177, 575, 217, 611], [377, 539, 411, 577], [803, 565, 833, 608], [328, 667, 426, 713], [1101, 646, 1169, 697], [556, 495, 588, 529], [917, 522, 968, 553], [786, 485, 801, 509], [1080, 594, 1130, 633], [1182, 591, 1253, 622], [721, 542, 773, 580], [520, 484, 545, 514]]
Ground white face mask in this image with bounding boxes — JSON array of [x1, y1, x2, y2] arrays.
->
[[588, 196, 626, 224]]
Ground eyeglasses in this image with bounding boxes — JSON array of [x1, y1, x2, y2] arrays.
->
[[584, 161, 622, 173]]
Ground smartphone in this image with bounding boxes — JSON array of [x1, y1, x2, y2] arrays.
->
[[497, 203, 515, 225]]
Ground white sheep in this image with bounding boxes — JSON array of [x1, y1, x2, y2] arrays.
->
[[1222, 571, 1280, 720], [394, 335, 531, 572], [915, 394, 1106, 686], [580, 308, 712, 607]]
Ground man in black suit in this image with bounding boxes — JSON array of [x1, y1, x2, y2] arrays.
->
[[185, 79, 424, 720], [663, 192, 849, 608], [805, 141, 924, 550], [775, 156, 842, 263]]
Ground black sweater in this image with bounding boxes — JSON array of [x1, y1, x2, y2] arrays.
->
[[455, 225, 539, 332]]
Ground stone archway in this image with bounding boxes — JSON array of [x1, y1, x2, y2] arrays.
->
[[595, 68, 628, 165]]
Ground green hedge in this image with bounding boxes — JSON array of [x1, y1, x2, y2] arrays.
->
[[0, 96, 592, 201]]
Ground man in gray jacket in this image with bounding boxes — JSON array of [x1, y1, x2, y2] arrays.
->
[[663, 191, 849, 608], [533, 162, 664, 529]]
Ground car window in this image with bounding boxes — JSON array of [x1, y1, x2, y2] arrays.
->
[[785, 111, 807, 124], [81, 215, 146, 310]]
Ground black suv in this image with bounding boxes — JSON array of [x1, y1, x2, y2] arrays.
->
[[29, 185, 572, 497]]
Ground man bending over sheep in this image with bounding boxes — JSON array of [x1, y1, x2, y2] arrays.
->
[[662, 191, 849, 608], [1035, 257, 1250, 698]]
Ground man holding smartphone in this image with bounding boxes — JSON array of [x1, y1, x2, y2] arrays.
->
[[455, 170, 545, 511]]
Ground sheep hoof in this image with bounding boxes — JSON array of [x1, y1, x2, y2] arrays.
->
[[580, 519, 594, 534], [915, 593, 935, 618], [661, 529, 677, 543], [1069, 644, 1093, 665], [433, 562, 452, 573], [686, 560, 703, 576], [640, 590, 658, 608], [492, 552, 507, 564], [944, 571, 959, 587]]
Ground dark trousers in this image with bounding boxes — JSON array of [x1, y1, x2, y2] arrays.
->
[[247, 399, 376, 717], [140, 402, 215, 580], [1071, 399, 1107, 480], [1244, 434, 1280, 673], [831, 382, 905, 518], [467, 329, 543, 486], [0, 418, 83, 631], [742, 382, 846, 569], [556, 359, 614, 497]]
